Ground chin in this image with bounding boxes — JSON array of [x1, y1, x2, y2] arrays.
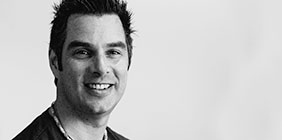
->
[[83, 102, 114, 117]]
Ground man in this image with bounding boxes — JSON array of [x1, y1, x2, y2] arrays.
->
[[13, 0, 134, 139]]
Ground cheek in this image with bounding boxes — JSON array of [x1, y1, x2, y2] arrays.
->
[[63, 60, 87, 83], [115, 62, 128, 90], [119, 71, 128, 86]]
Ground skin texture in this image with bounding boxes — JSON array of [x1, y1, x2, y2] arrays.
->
[[49, 14, 128, 140]]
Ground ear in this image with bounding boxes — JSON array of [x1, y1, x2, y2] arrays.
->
[[49, 49, 60, 79]]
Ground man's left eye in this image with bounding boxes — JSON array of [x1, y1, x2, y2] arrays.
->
[[107, 49, 121, 56]]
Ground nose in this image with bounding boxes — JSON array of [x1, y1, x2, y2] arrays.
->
[[91, 54, 109, 77]]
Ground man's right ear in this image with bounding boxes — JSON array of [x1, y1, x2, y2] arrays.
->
[[49, 49, 60, 79]]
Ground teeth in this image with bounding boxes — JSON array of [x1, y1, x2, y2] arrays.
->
[[88, 84, 110, 90]]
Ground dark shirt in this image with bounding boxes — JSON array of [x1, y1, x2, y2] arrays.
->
[[13, 109, 128, 140]]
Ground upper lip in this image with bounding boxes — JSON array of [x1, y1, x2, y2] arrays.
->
[[84, 82, 114, 85]]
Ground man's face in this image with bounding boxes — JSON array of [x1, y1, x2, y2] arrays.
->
[[54, 14, 128, 117]]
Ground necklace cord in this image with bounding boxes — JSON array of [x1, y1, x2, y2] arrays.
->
[[49, 103, 108, 140]]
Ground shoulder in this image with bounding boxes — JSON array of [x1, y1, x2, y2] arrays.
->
[[106, 127, 129, 140], [12, 108, 64, 140]]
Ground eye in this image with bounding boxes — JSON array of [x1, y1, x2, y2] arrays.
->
[[107, 49, 122, 57], [73, 49, 91, 59]]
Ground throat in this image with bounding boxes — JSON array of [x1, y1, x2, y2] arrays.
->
[[51, 102, 109, 140]]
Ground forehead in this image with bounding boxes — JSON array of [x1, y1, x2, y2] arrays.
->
[[65, 14, 126, 46]]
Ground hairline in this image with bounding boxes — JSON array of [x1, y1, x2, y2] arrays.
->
[[63, 13, 129, 53]]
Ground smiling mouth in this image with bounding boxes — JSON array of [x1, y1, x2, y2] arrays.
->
[[85, 83, 114, 90]]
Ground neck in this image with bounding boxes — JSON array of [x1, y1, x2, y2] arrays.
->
[[53, 100, 109, 140]]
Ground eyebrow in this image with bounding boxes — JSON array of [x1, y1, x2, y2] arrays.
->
[[107, 41, 127, 50], [67, 40, 127, 50], [67, 40, 93, 51]]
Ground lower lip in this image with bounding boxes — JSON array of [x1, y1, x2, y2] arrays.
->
[[84, 85, 113, 97]]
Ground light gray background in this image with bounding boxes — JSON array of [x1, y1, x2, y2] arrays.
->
[[1, 0, 282, 140]]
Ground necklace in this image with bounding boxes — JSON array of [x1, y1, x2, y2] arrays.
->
[[49, 103, 108, 140]]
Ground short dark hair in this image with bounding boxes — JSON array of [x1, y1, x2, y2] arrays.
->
[[49, 0, 134, 70], [49, 0, 134, 85]]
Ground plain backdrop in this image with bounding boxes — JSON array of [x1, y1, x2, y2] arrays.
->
[[1, 0, 282, 140]]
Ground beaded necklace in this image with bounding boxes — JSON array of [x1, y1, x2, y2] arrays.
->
[[49, 103, 108, 140]]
